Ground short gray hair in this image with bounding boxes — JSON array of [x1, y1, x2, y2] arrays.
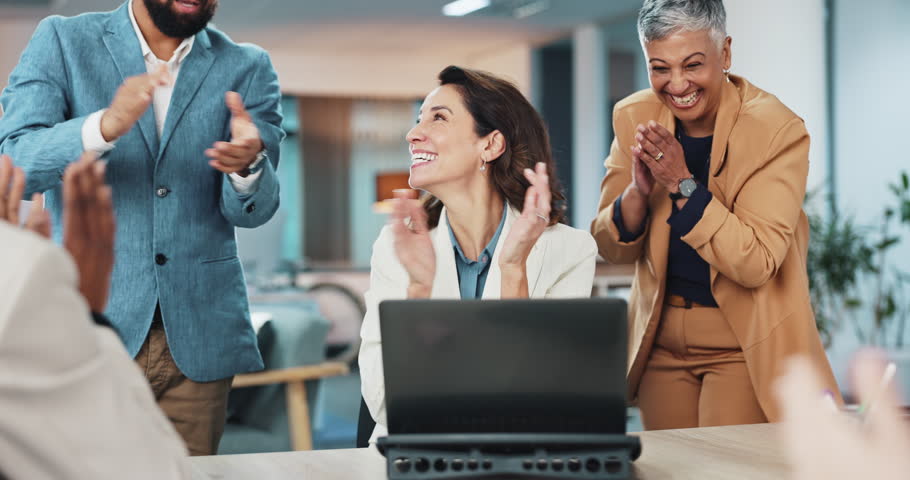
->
[[637, 0, 727, 48]]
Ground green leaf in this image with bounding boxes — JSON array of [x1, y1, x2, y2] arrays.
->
[[882, 295, 897, 319], [845, 298, 862, 308], [903, 171, 909, 190], [874, 237, 900, 251]]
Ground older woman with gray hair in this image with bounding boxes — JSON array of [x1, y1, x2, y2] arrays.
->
[[592, 0, 838, 429]]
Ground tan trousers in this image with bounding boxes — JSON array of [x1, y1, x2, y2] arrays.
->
[[135, 318, 233, 456], [637, 304, 767, 430]]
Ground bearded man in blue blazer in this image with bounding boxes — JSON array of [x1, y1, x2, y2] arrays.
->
[[0, 0, 284, 455]]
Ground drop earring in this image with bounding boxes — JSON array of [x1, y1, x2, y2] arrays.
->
[[480, 160, 487, 172]]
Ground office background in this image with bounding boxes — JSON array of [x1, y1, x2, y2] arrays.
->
[[1, 0, 908, 446]]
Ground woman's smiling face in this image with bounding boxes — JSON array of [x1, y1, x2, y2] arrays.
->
[[644, 29, 731, 136], [405, 84, 490, 192]]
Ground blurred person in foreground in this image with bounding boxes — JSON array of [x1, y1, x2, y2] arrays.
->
[[777, 351, 910, 480], [0, 154, 188, 479], [591, 0, 838, 429], [359, 66, 598, 442]]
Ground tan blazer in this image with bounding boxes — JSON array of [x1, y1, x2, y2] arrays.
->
[[360, 204, 598, 441], [591, 75, 839, 421]]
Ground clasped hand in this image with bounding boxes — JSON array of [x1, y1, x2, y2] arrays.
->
[[630, 121, 691, 194]]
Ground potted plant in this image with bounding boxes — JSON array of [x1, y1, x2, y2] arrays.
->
[[807, 172, 910, 400], [806, 205, 874, 347]]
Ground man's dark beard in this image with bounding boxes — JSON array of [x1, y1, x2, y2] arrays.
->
[[143, 0, 217, 39]]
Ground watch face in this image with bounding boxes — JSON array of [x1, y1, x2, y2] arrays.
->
[[680, 178, 698, 197]]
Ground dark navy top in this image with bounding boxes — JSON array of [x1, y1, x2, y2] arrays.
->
[[612, 125, 718, 307]]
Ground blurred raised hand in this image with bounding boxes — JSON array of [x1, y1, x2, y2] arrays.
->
[[63, 153, 116, 313], [776, 350, 910, 480], [0, 153, 114, 312], [0, 154, 50, 237]]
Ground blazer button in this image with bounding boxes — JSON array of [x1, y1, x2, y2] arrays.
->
[[155, 253, 168, 265], [156, 186, 169, 198], [246, 203, 256, 213]]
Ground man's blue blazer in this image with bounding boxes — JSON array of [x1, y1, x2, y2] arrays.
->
[[0, 2, 285, 381]]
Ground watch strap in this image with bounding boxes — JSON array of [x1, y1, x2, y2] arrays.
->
[[240, 149, 267, 177], [669, 176, 697, 201]]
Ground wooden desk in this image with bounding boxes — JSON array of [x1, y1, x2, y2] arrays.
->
[[631, 424, 787, 479], [187, 423, 787, 480]]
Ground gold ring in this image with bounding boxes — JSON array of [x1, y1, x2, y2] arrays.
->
[[654, 151, 664, 161]]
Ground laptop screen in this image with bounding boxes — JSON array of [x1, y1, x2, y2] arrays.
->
[[379, 298, 627, 436]]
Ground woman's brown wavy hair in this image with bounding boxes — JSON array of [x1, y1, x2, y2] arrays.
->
[[420, 65, 567, 229]]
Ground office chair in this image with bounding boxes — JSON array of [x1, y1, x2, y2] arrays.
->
[[356, 396, 376, 448]]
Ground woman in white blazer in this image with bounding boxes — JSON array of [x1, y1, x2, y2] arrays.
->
[[359, 66, 598, 442]]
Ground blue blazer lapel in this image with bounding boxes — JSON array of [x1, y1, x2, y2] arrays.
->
[[158, 29, 215, 159], [102, 3, 159, 158]]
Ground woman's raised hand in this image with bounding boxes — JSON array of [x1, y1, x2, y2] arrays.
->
[[499, 161, 551, 270], [389, 189, 436, 298]]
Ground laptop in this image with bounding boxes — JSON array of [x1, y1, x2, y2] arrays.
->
[[379, 298, 628, 437]]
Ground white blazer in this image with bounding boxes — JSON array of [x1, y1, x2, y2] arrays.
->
[[0, 223, 189, 480], [358, 205, 598, 442]]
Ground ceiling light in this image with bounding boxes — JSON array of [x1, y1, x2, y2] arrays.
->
[[442, 0, 491, 17], [513, 0, 549, 18]]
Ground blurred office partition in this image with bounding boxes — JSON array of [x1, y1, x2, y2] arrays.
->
[[299, 97, 354, 264]]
